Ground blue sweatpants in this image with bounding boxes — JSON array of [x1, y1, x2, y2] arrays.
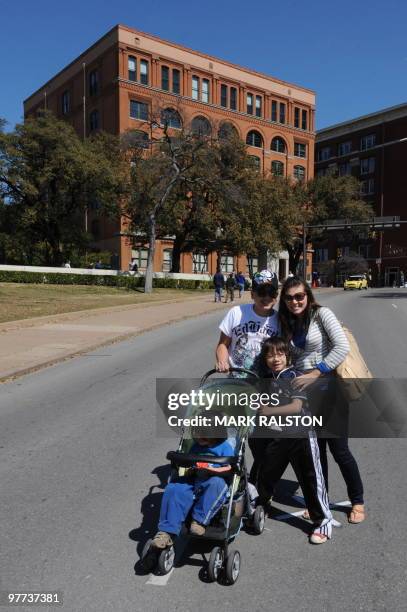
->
[[158, 476, 228, 536]]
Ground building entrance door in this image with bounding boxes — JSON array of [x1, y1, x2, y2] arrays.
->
[[385, 267, 399, 287]]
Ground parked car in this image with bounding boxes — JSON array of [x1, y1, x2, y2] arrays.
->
[[344, 274, 368, 290]]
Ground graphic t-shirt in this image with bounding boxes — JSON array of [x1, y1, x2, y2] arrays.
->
[[219, 304, 280, 371]]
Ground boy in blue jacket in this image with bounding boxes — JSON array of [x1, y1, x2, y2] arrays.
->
[[152, 422, 234, 548]]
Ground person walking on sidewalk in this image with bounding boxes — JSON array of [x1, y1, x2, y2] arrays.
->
[[235, 271, 246, 298], [225, 273, 236, 303], [213, 269, 225, 303], [278, 276, 366, 525]]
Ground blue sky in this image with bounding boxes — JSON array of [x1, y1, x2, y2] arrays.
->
[[2, 0, 406, 131]]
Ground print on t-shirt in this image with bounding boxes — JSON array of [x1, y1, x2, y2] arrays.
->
[[219, 304, 280, 371]]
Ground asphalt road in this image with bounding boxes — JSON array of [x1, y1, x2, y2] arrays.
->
[[1, 288, 407, 612]]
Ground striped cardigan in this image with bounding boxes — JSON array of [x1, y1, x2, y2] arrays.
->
[[289, 306, 350, 373]]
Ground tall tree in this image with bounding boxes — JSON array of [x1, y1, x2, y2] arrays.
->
[[283, 174, 373, 274], [0, 112, 125, 265]]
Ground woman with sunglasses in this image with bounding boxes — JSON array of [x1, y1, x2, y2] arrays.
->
[[278, 277, 366, 525]]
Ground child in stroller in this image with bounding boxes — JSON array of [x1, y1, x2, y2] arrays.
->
[[142, 368, 265, 583], [151, 416, 234, 548]]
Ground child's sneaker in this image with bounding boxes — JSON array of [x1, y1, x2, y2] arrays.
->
[[151, 531, 173, 549], [190, 521, 205, 536]]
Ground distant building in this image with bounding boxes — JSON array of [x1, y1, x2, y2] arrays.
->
[[315, 103, 407, 286], [24, 24, 316, 276]]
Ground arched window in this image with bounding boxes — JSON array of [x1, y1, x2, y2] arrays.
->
[[246, 130, 263, 148], [271, 137, 286, 153], [191, 116, 212, 137], [293, 165, 306, 181], [271, 160, 284, 176], [218, 122, 238, 140], [89, 109, 99, 132], [161, 108, 182, 129]]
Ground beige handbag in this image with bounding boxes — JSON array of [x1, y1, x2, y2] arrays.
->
[[336, 326, 372, 401]]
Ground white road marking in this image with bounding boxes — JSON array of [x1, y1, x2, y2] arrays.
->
[[146, 569, 174, 585], [392, 304, 398, 309]]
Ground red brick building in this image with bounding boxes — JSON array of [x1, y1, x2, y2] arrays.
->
[[24, 24, 316, 275], [315, 103, 407, 286]]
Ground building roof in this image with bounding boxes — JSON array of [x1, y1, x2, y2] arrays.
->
[[316, 101, 407, 142]]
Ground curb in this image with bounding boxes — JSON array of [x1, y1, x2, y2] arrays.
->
[[0, 299, 232, 384]]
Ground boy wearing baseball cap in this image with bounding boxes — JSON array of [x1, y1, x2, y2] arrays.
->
[[215, 270, 280, 373]]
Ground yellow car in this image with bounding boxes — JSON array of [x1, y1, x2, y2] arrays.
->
[[344, 275, 368, 290]]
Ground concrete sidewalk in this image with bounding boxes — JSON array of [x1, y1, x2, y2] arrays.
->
[[0, 294, 241, 382]]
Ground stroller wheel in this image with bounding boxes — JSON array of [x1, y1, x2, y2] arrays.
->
[[252, 505, 265, 534], [207, 546, 224, 582], [225, 549, 241, 585], [141, 539, 156, 572], [157, 545, 175, 575]]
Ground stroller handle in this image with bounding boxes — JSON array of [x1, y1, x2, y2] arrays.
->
[[200, 367, 259, 386]]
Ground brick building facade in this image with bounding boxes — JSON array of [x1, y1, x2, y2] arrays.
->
[[24, 24, 316, 275], [315, 103, 407, 287]]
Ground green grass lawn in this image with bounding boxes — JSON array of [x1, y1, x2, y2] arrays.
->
[[0, 283, 210, 323]]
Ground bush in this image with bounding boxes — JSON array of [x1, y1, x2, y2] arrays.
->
[[0, 270, 212, 291]]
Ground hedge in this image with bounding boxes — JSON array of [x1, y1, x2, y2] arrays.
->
[[0, 270, 213, 291]]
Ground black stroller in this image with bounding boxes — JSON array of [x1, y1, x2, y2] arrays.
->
[[141, 368, 265, 585]]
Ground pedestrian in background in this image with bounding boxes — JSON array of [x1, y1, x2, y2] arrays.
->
[[213, 269, 225, 303], [235, 271, 246, 298], [225, 273, 236, 303]]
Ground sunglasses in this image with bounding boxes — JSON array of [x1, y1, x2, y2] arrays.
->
[[284, 292, 306, 302]]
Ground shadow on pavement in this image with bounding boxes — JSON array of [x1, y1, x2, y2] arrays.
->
[[360, 291, 407, 299]]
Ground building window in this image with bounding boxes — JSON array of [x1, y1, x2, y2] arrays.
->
[[246, 130, 263, 148], [255, 95, 262, 117], [247, 256, 258, 275], [192, 76, 199, 100], [193, 252, 208, 273], [271, 137, 286, 153], [314, 248, 329, 263], [360, 178, 374, 195], [294, 142, 306, 158], [359, 244, 373, 259], [293, 165, 305, 181], [339, 162, 351, 176], [301, 109, 308, 130], [360, 157, 375, 174], [161, 66, 169, 91], [230, 87, 237, 110], [279, 103, 286, 124], [128, 56, 137, 81], [89, 109, 99, 131], [360, 133, 376, 150], [172, 69, 180, 94], [249, 155, 261, 171], [246, 93, 253, 115], [140, 60, 149, 85], [338, 141, 352, 156], [294, 107, 300, 128], [91, 219, 100, 241], [89, 70, 99, 96], [220, 84, 228, 108], [218, 122, 238, 140], [201, 79, 210, 103], [161, 108, 182, 129], [191, 115, 211, 136], [162, 249, 173, 272], [130, 100, 149, 121], [221, 255, 234, 273], [317, 168, 327, 177], [271, 160, 284, 176], [62, 90, 70, 115], [318, 147, 331, 161], [130, 130, 149, 149], [271, 100, 277, 122], [132, 248, 148, 270]]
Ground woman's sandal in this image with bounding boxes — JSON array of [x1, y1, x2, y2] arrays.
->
[[348, 504, 366, 524], [302, 509, 311, 520], [309, 530, 328, 544]]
